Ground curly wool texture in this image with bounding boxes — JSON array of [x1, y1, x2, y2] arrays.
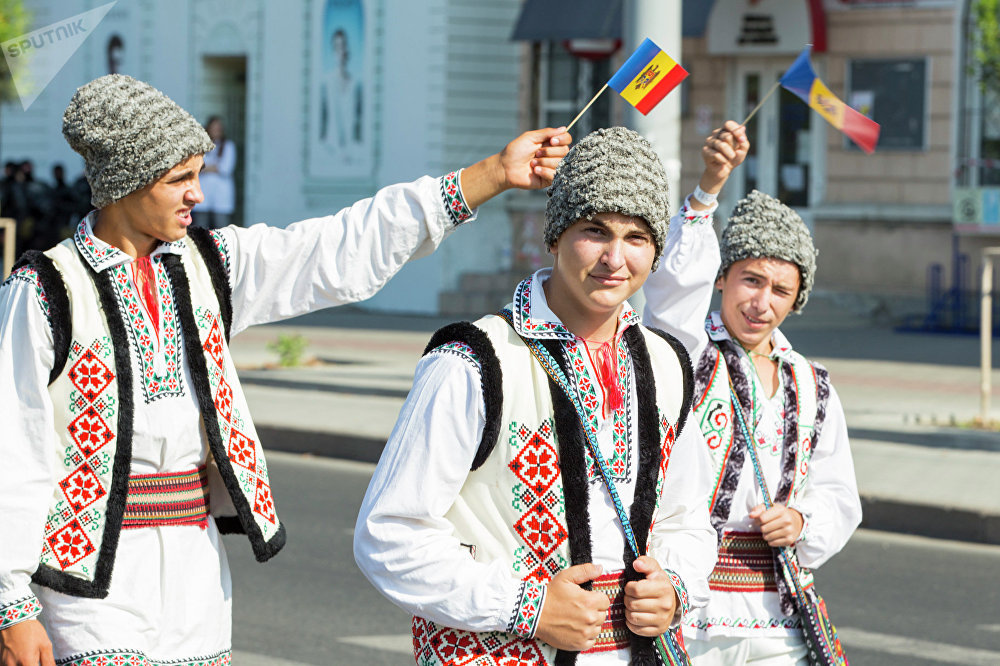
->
[[720, 190, 817, 311], [63, 74, 215, 209], [545, 127, 670, 268]]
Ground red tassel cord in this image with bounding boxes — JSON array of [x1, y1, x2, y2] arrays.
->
[[132, 256, 160, 336], [590, 339, 624, 417]]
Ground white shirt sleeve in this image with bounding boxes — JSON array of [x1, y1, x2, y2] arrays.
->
[[788, 385, 862, 568], [647, 420, 719, 615], [354, 350, 529, 634], [0, 275, 57, 625], [216, 175, 468, 335], [642, 196, 721, 360]]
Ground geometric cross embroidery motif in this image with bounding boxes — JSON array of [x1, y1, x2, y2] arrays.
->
[[512, 502, 567, 563], [46, 519, 96, 569], [67, 348, 114, 402], [203, 317, 225, 370], [58, 462, 106, 513], [214, 377, 234, 423], [67, 406, 114, 456], [227, 428, 257, 471], [508, 420, 568, 583], [412, 616, 546, 666], [253, 478, 276, 524]]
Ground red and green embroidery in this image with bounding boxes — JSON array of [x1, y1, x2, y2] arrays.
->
[[58, 649, 231, 666], [512, 277, 573, 339], [109, 258, 185, 403], [197, 307, 278, 534], [74, 218, 128, 271], [3, 265, 51, 323], [207, 229, 232, 277], [42, 337, 117, 572], [507, 579, 546, 637], [440, 171, 474, 227], [564, 340, 633, 484], [0, 596, 42, 630], [429, 341, 481, 373], [507, 419, 569, 581], [413, 616, 546, 666]]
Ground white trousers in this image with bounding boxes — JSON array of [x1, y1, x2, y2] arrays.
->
[[686, 634, 808, 665]]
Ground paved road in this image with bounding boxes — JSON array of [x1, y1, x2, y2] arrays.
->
[[226, 453, 1000, 665]]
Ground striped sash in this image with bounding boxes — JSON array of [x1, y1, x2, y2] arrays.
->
[[581, 570, 630, 654], [122, 466, 210, 529], [708, 531, 777, 593]]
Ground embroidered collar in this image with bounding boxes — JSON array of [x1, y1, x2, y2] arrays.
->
[[508, 269, 641, 341], [73, 213, 188, 272], [704, 311, 795, 362]]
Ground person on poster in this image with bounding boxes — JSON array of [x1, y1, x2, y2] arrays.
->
[[643, 121, 862, 665], [320, 28, 363, 159], [355, 127, 719, 665], [0, 73, 571, 666]]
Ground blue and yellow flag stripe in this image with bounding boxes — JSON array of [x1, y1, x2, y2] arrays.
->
[[607, 38, 688, 116]]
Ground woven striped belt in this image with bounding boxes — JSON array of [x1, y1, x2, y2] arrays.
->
[[708, 531, 777, 593], [580, 569, 630, 654], [121, 466, 210, 530]]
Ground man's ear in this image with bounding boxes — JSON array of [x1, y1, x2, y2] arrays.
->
[[714, 275, 724, 291]]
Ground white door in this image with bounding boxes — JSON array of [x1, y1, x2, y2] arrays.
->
[[732, 60, 817, 208]]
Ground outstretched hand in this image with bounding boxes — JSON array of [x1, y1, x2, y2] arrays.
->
[[497, 127, 573, 190], [460, 127, 572, 210]]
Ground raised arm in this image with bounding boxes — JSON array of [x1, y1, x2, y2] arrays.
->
[[642, 121, 749, 358], [217, 127, 572, 335]]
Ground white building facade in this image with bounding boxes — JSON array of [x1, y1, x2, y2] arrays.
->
[[1, 0, 521, 314]]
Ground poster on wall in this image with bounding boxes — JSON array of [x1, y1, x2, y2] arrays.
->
[[309, 0, 374, 179]]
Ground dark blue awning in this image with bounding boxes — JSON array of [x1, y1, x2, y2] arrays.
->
[[511, 0, 623, 41]]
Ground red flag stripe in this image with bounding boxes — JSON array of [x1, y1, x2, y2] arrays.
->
[[842, 105, 880, 154], [634, 64, 689, 116]]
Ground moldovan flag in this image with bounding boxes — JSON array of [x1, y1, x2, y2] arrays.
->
[[607, 38, 688, 116], [780, 45, 881, 154]]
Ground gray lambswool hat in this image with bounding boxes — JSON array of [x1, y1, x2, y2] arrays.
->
[[545, 126, 670, 268], [63, 74, 215, 208], [719, 189, 817, 312]]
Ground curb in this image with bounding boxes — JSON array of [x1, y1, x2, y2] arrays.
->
[[257, 425, 1000, 547]]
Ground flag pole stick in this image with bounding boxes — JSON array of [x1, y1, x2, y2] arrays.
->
[[740, 79, 781, 126], [566, 84, 609, 132]]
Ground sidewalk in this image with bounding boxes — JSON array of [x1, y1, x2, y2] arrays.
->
[[230, 298, 1000, 545]]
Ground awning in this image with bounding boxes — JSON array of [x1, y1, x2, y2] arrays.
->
[[510, 0, 623, 41]]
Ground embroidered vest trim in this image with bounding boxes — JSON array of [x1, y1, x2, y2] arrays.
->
[[11, 250, 72, 384], [692, 335, 831, 615], [414, 315, 692, 666], [30, 236, 285, 598]]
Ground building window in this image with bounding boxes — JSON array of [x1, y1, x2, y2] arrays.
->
[[537, 43, 613, 135], [848, 58, 927, 151]]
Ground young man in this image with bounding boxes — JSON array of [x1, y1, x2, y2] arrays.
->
[[643, 121, 862, 665], [0, 73, 571, 666], [355, 127, 720, 665]]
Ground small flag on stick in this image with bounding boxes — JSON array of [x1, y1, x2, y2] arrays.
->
[[565, 38, 687, 131], [608, 38, 688, 116], [780, 45, 881, 154]]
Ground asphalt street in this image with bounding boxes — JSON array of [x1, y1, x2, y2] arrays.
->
[[225, 453, 1000, 666]]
